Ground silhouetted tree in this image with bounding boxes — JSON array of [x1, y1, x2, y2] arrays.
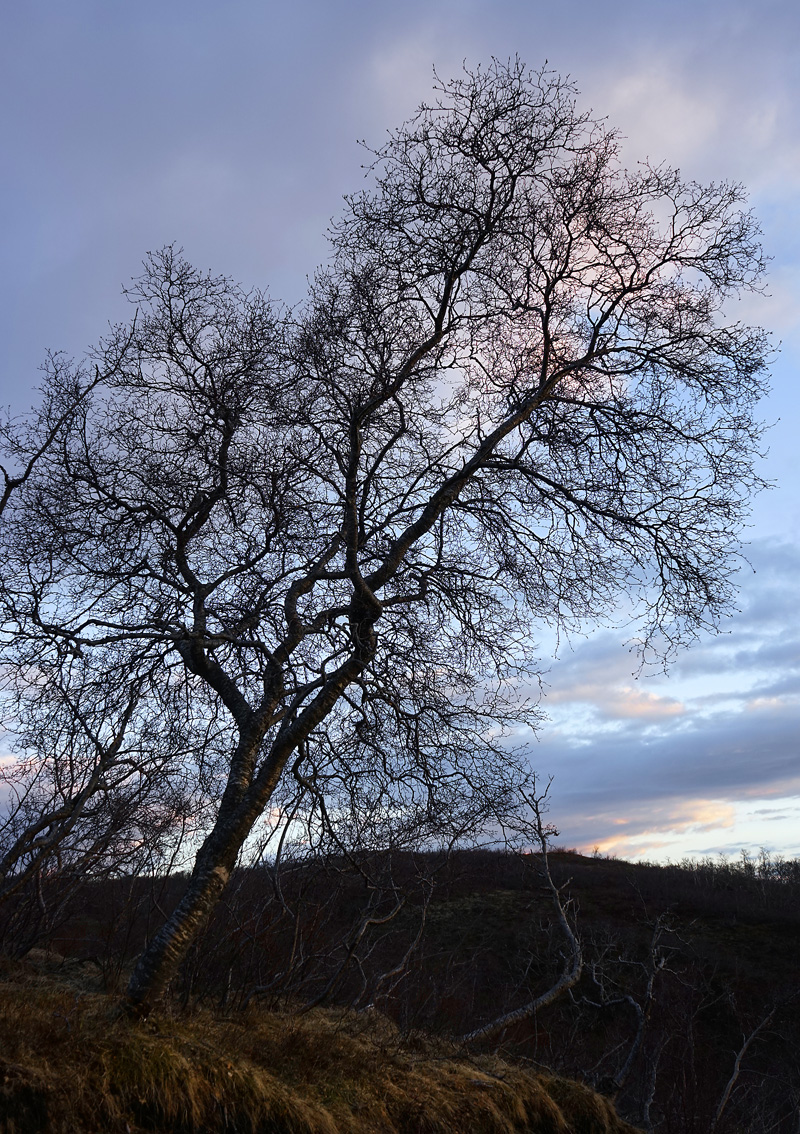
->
[[0, 59, 770, 1016]]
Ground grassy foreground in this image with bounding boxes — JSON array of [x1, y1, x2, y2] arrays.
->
[[0, 957, 639, 1134]]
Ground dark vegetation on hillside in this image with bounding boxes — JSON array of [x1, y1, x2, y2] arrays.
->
[[2, 848, 798, 1132]]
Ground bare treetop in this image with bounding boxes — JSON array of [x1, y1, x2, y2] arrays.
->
[[0, 59, 771, 1015]]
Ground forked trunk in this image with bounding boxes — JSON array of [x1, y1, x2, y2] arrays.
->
[[124, 635, 376, 1016]]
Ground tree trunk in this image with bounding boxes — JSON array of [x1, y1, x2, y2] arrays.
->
[[125, 855, 234, 1016], [124, 633, 377, 1017], [124, 748, 277, 1017]]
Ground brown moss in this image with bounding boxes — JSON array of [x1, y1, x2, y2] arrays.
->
[[0, 968, 640, 1133]]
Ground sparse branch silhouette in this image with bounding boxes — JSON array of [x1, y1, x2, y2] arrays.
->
[[460, 779, 583, 1045], [0, 58, 770, 1017]]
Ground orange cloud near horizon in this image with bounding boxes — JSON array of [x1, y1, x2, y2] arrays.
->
[[571, 798, 736, 859]]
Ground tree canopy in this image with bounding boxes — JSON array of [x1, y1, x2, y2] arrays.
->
[[0, 59, 770, 1014]]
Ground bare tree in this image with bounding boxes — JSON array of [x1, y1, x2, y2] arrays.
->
[[0, 349, 116, 520], [0, 59, 770, 1016], [709, 1001, 779, 1133], [460, 779, 583, 1045], [0, 647, 205, 955], [0, 339, 139, 923]]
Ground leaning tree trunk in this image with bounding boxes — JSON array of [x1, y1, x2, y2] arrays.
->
[[123, 720, 283, 1017], [124, 637, 377, 1017], [125, 867, 226, 1014], [125, 805, 255, 1016]]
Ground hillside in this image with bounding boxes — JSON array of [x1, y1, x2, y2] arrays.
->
[[0, 959, 639, 1134], [2, 850, 798, 1132]]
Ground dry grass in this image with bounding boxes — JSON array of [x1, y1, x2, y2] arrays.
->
[[0, 955, 640, 1134]]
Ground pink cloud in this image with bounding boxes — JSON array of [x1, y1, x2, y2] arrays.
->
[[562, 798, 736, 858], [547, 681, 684, 721]]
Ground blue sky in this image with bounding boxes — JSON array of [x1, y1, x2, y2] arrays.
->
[[2, 0, 798, 860]]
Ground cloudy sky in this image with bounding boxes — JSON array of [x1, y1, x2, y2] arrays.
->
[[2, 0, 798, 860]]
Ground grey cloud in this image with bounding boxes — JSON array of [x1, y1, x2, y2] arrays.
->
[[540, 540, 800, 703], [530, 698, 800, 853], [524, 538, 800, 846], [2, 0, 798, 857], [2, 1, 798, 407]]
